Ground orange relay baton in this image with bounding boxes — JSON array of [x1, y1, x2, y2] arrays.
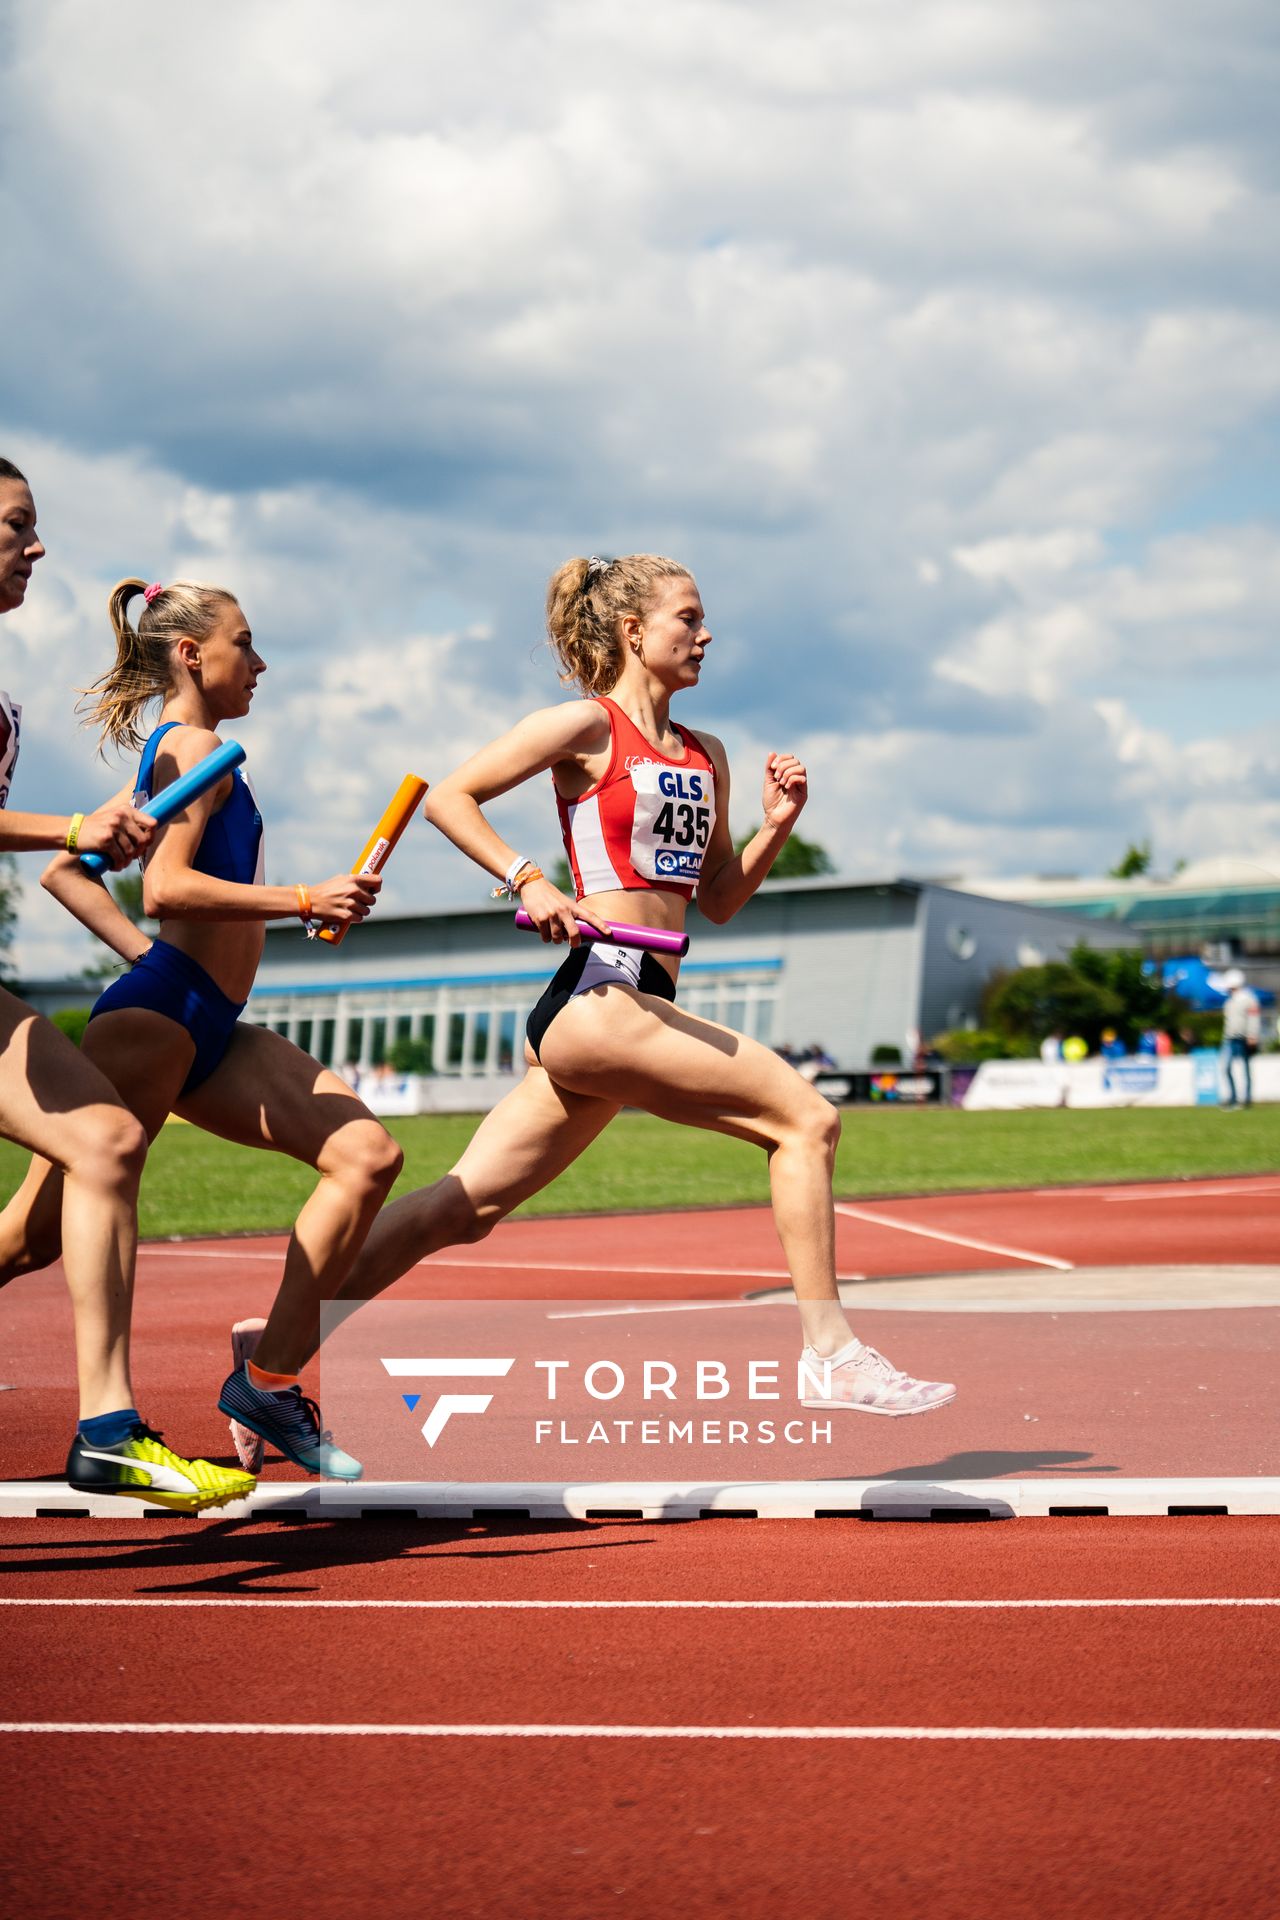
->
[[315, 773, 429, 946]]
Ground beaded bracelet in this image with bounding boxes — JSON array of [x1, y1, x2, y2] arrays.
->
[[491, 855, 544, 899]]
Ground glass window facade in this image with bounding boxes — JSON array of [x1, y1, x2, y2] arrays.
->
[[244, 964, 782, 1080]]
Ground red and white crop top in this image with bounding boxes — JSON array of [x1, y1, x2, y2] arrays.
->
[[556, 696, 718, 901]]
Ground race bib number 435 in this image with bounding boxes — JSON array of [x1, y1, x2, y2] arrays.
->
[[629, 761, 714, 885]]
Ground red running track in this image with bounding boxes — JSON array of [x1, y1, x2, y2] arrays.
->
[[2, 1177, 1279, 1916], [3, 1175, 1278, 1480], [1, 1519, 1279, 1918]]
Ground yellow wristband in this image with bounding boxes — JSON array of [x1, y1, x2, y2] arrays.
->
[[65, 812, 85, 853]]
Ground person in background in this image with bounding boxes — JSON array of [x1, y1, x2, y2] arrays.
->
[[1221, 971, 1261, 1109], [1039, 1030, 1062, 1063]]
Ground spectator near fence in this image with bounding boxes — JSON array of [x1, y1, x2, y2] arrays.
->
[[1221, 972, 1261, 1109]]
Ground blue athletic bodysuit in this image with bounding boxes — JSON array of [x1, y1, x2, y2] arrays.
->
[[88, 723, 264, 1093]]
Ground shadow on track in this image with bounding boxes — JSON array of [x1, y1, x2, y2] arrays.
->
[[865, 1447, 1114, 1480], [0, 1515, 650, 1594]]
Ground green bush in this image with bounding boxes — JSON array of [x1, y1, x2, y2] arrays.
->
[[983, 943, 1189, 1054], [928, 1027, 1026, 1064], [1178, 1011, 1223, 1050], [388, 1037, 435, 1075], [869, 1043, 902, 1065], [51, 1006, 92, 1048]]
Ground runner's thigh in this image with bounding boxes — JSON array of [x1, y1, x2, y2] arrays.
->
[[177, 1021, 387, 1170], [0, 987, 140, 1165], [446, 1064, 621, 1213], [539, 988, 824, 1150]]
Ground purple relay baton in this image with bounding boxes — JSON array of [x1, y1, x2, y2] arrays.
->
[[514, 908, 689, 958]]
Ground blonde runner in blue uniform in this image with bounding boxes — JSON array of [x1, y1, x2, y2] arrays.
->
[[0, 460, 254, 1508], [0, 573, 403, 1480]]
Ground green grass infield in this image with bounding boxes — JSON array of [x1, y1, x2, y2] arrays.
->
[[0, 1101, 1276, 1241]]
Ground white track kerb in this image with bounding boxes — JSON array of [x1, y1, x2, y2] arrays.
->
[[2, 1477, 1279, 1519]]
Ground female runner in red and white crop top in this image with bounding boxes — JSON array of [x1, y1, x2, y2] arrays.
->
[[259, 553, 955, 1417]]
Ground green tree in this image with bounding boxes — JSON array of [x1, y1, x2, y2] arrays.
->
[[1108, 840, 1152, 879], [984, 960, 1125, 1052], [983, 942, 1190, 1053], [733, 827, 835, 878], [108, 872, 152, 927]]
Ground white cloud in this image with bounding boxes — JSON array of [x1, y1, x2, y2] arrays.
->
[[3, 0, 1280, 975]]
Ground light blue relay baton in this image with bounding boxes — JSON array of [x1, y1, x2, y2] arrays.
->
[[79, 739, 246, 875]]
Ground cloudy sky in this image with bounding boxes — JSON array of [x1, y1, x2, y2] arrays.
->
[[3, 0, 1279, 976]]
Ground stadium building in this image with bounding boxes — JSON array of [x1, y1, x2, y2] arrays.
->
[[963, 858, 1280, 990], [244, 877, 1131, 1097]]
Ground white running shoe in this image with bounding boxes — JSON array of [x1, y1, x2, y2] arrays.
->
[[228, 1319, 268, 1472], [799, 1337, 956, 1417]]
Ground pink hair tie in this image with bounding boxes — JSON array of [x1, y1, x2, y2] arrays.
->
[[142, 581, 164, 605]]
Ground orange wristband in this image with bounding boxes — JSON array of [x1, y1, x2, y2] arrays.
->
[[295, 884, 312, 922], [513, 864, 544, 890]]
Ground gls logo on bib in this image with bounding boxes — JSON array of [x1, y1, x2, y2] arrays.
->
[[629, 761, 714, 884]]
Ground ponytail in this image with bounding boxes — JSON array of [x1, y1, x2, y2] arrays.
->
[[80, 577, 237, 755], [545, 553, 691, 697]]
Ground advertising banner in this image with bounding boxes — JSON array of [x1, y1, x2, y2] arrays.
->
[[1191, 1048, 1221, 1107]]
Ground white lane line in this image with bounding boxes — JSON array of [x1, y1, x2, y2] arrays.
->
[[1101, 1186, 1280, 1203], [138, 1249, 806, 1280], [548, 1302, 761, 1320], [2, 1597, 1276, 1611], [3, 1721, 1277, 1742], [1030, 1182, 1280, 1201], [835, 1204, 1074, 1272], [547, 1293, 859, 1319]]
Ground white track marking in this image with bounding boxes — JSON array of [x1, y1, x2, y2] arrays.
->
[[547, 1294, 858, 1319], [835, 1204, 1073, 1271], [138, 1248, 813, 1280], [1100, 1186, 1280, 1203], [1030, 1182, 1280, 1201], [411, 1261, 811, 1280], [1, 1597, 1276, 1611], [3, 1721, 1277, 1742]]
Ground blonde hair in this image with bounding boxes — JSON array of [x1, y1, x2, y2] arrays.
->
[[545, 554, 692, 697], [81, 578, 239, 755]]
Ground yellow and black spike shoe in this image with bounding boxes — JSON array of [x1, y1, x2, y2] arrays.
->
[[66, 1421, 256, 1513]]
